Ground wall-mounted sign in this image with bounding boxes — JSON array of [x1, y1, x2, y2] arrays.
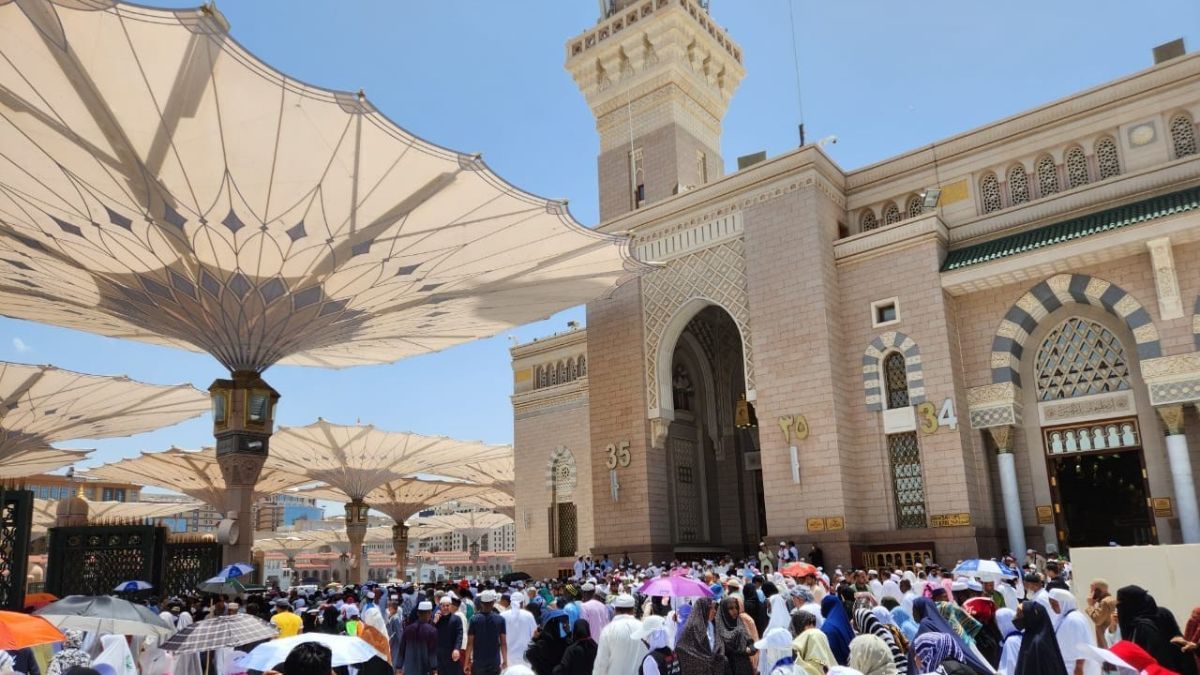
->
[[1036, 505, 1054, 524], [1152, 497, 1173, 518], [777, 415, 810, 443], [929, 513, 971, 528], [806, 517, 825, 532], [825, 516, 844, 531], [604, 441, 631, 469], [916, 398, 959, 435]]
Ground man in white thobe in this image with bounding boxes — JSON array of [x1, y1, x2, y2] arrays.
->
[[1049, 588, 1100, 675], [593, 594, 645, 675], [500, 592, 537, 667]]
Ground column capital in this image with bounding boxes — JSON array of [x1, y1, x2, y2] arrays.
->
[[1157, 404, 1186, 435], [987, 425, 1015, 454]]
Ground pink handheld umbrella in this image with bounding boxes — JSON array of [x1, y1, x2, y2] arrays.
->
[[638, 575, 714, 598]]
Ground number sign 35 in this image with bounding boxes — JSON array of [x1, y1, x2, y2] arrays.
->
[[605, 441, 631, 469], [915, 398, 958, 434]]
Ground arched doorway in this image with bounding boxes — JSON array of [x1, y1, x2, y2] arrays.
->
[[664, 305, 764, 555]]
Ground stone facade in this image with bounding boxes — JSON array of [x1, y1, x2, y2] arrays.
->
[[513, 1, 1200, 571]]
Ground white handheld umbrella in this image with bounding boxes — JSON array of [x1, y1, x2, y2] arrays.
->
[[236, 634, 383, 671]]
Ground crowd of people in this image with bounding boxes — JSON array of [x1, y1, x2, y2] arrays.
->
[[7, 547, 1200, 675]]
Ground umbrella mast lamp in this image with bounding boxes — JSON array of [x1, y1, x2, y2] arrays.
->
[[209, 373, 279, 565]]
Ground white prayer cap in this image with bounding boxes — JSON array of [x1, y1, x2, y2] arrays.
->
[[612, 594, 636, 608], [417, 601, 433, 611]]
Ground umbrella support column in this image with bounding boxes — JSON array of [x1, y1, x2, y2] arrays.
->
[[391, 523, 409, 581], [211, 372, 280, 567], [346, 500, 368, 584]]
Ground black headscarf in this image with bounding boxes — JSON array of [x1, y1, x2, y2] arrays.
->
[[1013, 601, 1067, 675], [716, 597, 750, 658], [675, 597, 727, 675], [1116, 586, 1198, 675]]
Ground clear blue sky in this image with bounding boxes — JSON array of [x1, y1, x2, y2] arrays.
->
[[2, 0, 1198, 475]]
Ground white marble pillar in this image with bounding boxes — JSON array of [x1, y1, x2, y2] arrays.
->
[[1159, 405, 1200, 544], [988, 426, 1026, 556]]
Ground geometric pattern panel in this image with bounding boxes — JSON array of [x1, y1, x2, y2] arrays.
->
[[991, 274, 1161, 387], [642, 239, 754, 415], [863, 331, 926, 411], [0, 490, 32, 610], [1034, 317, 1131, 401], [544, 446, 578, 503], [887, 432, 928, 530]]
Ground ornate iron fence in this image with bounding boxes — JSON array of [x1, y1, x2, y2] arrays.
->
[[46, 525, 167, 597], [163, 536, 222, 598], [0, 488, 33, 610]]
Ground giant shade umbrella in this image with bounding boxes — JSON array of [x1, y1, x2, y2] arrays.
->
[[0, 362, 208, 477], [300, 476, 505, 581], [30, 497, 205, 538], [408, 510, 513, 563], [269, 420, 510, 583], [427, 454, 517, 518], [0, 0, 640, 563]]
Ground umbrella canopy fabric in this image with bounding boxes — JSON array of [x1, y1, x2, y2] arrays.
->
[[215, 563, 254, 580], [952, 559, 1014, 580], [35, 595, 174, 639], [22, 593, 57, 610], [161, 615, 278, 654], [637, 575, 714, 598], [114, 581, 152, 593], [780, 562, 819, 578], [0, 611, 66, 649], [0, 362, 208, 477], [501, 572, 532, 583], [0, 1, 639, 374], [237, 634, 382, 671], [197, 577, 247, 597]]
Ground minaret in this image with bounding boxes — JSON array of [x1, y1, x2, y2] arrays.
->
[[566, 0, 745, 221]]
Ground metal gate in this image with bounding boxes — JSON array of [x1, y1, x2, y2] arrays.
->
[[162, 535, 222, 598], [0, 488, 33, 610], [46, 525, 167, 597]]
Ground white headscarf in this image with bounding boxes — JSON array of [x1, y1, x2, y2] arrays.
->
[[93, 634, 138, 675], [766, 594, 791, 631]]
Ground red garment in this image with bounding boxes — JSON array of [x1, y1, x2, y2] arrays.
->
[[1110, 640, 1181, 675], [1185, 608, 1200, 673], [963, 597, 996, 624]]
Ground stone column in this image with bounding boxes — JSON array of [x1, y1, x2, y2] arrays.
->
[[1159, 405, 1200, 543], [392, 523, 410, 581], [217, 453, 265, 565], [987, 426, 1026, 557], [345, 500, 369, 584]]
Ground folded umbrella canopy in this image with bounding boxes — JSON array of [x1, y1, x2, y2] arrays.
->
[[0, 611, 66, 650], [637, 575, 714, 598], [35, 595, 175, 639], [237, 634, 383, 671], [161, 614, 278, 654]]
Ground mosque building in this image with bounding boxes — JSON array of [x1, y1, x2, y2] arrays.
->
[[511, 0, 1200, 576]]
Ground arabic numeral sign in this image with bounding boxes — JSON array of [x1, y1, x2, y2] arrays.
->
[[916, 398, 958, 434], [604, 440, 631, 469]]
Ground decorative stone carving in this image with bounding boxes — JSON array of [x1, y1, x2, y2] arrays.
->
[[987, 425, 1014, 454], [1147, 238, 1184, 320], [650, 417, 671, 450], [1142, 352, 1200, 406], [216, 453, 267, 487], [968, 383, 1022, 430], [1157, 404, 1186, 435]]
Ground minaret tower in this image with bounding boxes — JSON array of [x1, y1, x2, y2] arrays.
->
[[565, 0, 745, 221]]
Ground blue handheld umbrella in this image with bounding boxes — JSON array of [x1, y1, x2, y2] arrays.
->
[[214, 563, 254, 580], [113, 581, 152, 593]]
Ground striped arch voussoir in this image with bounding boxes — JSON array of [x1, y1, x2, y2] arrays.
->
[[544, 446, 575, 491], [990, 273, 1162, 388], [863, 331, 926, 411]]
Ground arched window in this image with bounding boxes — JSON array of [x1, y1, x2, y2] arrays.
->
[[549, 363, 558, 386], [883, 351, 910, 410], [1008, 164, 1030, 205], [535, 366, 546, 388], [860, 209, 879, 232], [568, 358, 579, 381], [578, 355, 587, 376], [882, 202, 902, 226], [1036, 155, 1060, 197], [906, 195, 924, 218], [1065, 146, 1089, 189], [557, 360, 568, 383], [1034, 317, 1131, 402], [1170, 112, 1197, 159], [1096, 136, 1121, 179], [549, 451, 578, 557], [979, 173, 1002, 214]]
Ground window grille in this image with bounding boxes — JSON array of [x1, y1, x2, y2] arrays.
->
[[1036, 155, 1060, 197], [980, 173, 1002, 213], [1065, 146, 1089, 188], [579, 356, 587, 376], [1008, 165, 1030, 205], [1096, 136, 1120, 179], [887, 432, 927, 529], [907, 195, 924, 218], [882, 202, 902, 225], [883, 352, 910, 409], [1170, 113, 1197, 159], [860, 210, 878, 232], [1034, 317, 1131, 402]]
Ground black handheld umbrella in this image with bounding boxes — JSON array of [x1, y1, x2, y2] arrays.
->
[[160, 614, 278, 654], [501, 571, 532, 583], [35, 595, 174, 638]]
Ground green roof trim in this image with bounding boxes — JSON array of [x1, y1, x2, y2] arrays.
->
[[941, 186, 1200, 272]]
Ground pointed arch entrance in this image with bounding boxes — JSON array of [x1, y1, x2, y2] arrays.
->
[[661, 304, 764, 555]]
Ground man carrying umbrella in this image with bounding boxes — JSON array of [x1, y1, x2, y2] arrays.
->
[[398, 601, 439, 675]]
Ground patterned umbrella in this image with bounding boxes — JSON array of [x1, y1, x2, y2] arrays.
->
[[160, 615, 278, 654]]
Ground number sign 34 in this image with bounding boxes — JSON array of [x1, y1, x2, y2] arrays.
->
[[605, 441, 631, 469], [915, 399, 958, 434]]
